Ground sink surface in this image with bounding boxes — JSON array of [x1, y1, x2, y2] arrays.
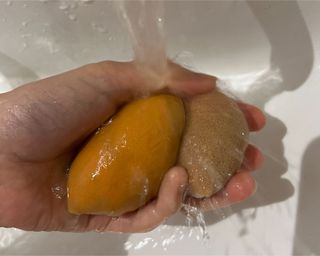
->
[[0, 1, 320, 255]]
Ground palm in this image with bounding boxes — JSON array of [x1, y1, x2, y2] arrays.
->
[[0, 121, 91, 231], [0, 61, 265, 232]]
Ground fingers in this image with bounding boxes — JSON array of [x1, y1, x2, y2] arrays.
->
[[238, 103, 266, 131], [104, 167, 188, 233], [166, 62, 216, 97], [241, 144, 264, 171], [188, 172, 256, 212]]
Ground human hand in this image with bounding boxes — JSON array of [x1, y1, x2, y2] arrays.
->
[[0, 61, 264, 233]]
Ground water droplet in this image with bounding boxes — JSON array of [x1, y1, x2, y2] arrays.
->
[[6, 1, 12, 6], [59, 1, 69, 10], [22, 42, 28, 50], [124, 241, 133, 250], [157, 17, 162, 22], [81, 0, 94, 3], [20, 33, 32, 38], [68, 13, 77, 21], [69, 2, 78, 9], [21, 21, 29, 27], [23, 3, 28, 8], [51, 184, 66, 199], [91, 22, 108, 33]]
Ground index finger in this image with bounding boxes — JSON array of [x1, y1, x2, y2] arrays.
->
[[238, 103, 266, 131]]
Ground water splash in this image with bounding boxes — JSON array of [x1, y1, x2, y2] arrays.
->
[[182, 203, 210, 241], [124, 216, 211, 252]]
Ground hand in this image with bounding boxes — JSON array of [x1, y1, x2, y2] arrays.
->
[[0, 61, 264, 233]]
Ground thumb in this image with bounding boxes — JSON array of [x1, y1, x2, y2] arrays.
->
[[105, 167, 188, 233]]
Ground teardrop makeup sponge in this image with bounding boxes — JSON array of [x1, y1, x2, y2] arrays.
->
[[178, 90, 249, 198]]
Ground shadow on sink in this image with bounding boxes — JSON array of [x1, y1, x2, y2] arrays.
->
[[293, 137, 320, 255], [0, 52, 38, 89]]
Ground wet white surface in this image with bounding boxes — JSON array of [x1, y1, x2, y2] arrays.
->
[[0, 1, 320, 255]]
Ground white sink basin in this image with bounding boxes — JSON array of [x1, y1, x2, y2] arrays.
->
[[1, 1, 320, 255]]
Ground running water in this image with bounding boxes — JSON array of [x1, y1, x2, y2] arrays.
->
[[114, 0, 168, 90], [182, 203, 210, 240], [113, 0, 212, 245]]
